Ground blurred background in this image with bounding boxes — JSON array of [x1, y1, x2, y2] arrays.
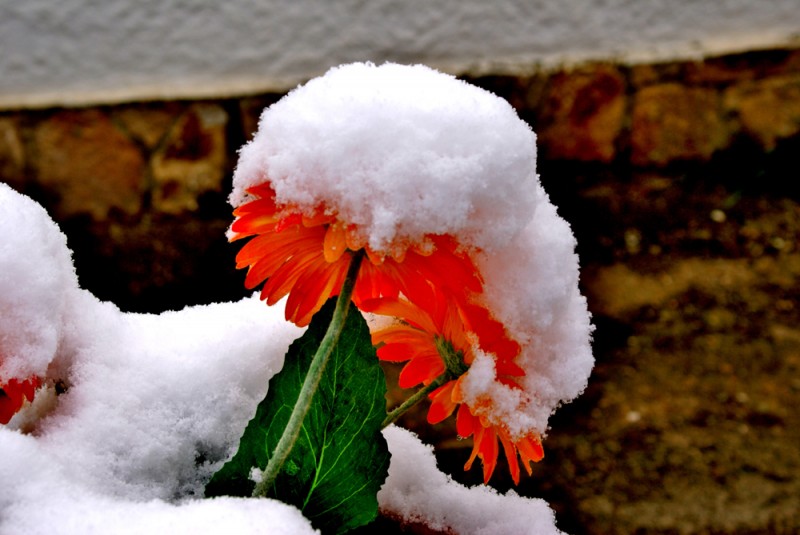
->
[[1, 1, 799, 533]]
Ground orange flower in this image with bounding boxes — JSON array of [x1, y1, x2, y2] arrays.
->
[[454, 400, 544, 485], [0, 376, 40, 425], [229, 183, 482, 326], [363, 293, 543, 484]]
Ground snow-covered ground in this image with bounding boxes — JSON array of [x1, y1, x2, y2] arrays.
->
[[0, 182, 563, 534]]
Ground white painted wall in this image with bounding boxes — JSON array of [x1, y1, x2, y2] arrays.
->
[[1, 0, 799, 108]]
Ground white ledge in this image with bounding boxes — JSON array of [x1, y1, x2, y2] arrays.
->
[[1, 0, 799, 109]]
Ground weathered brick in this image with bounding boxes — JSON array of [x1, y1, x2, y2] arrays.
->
[[0, 115, 25, 186], [537, 65, 626, 162], [32, 109, 145, 219], [151, 103, 228, 213], [724, 74, 800, 150], [685, 48, 800, 85], [629, 62, 684, 88], [631, 84, 730, 166], [113, 102, 184, 150]]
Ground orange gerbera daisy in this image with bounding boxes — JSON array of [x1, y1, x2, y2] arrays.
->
[[229, 183, 482, 326], [0, 376, 40, 425], [362, 293, 544, 484]]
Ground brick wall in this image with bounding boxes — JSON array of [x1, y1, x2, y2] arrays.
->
[[1, 47, 799, 311]]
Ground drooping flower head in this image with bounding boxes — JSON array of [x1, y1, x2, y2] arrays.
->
[[228, 62, 594, 484], [363, 292, 542, 484], [229, 183, 482, 326], [228, 62, 540, 324], [229, 63, 539, 250]]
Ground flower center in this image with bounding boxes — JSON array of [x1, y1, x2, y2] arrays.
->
[[435, 335, 469, 379]]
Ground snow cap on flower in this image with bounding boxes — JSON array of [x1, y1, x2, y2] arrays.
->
[[0, 184, 77, 381], [230, 61, 593, 448], [230, 61, 539, 253], [473, 187, 594, 437]]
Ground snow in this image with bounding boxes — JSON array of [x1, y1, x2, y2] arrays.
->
[[1, 183, 316, 533], [1, 428, 314, 535], [0, 185, 77, 382], [475, 187, 595, 436], [40, 292, 301, 501], [0, 182, 565, 533], [231, 62, 539, 253], [380, 426, 564, 535], [1, 62, 591, 533]]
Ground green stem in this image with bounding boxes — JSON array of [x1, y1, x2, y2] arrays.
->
[[381, 333, 468, 428], [382, 375, 446, 428], [253, 250, 364, 498]]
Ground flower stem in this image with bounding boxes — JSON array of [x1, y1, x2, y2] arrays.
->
[[381, 333, 467, 428], [253, 250, 364, 498], [382, 375, 446, 428]]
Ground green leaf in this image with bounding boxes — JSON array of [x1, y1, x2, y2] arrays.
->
[[206, 299, 390, 534]]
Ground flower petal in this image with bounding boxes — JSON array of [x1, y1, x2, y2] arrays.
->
[[516, 434, 544, 475], [456, 403, 476, 438], [287, 257, 349, 326], [0, 376, 40, 425], [359, 297, 438, 334], [376, 342, 426, 363], [478, 426, 499, 484], [370, 325, 429, 347], [464, 423, 485, 471], [398, 353, 445, 388], [322, 222, 348, 263], [498, 428, 521, 485], [427, 381, 458, 424]]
